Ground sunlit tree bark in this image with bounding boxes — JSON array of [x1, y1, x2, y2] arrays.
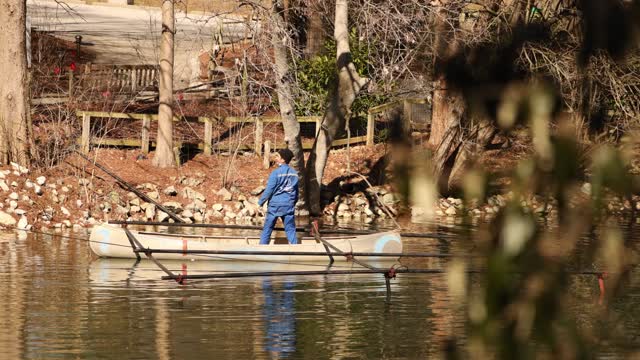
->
[[153, 0, 176, 168], [0, 0, 31, 166], [270, 0, 306, 208], [305, 0, 368, 216]]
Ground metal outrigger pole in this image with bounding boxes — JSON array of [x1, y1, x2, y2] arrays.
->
[[123, 227, 186, 284]]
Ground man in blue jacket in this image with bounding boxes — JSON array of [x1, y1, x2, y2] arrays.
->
[[258, 148, 299, 245]]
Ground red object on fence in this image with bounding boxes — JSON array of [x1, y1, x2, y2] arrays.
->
[[69, 62, 77, 72], [54, 67, 61, 75]]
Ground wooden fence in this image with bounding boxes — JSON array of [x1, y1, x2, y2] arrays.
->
[[77, 98, 428, 155], [77, 111, 368, 155]]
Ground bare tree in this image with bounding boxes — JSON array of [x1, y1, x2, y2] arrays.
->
[[153, 0, 176, 168], [0, 0, 31, 166], [270, 0, 307, 206], [305, 0, 369, 216]]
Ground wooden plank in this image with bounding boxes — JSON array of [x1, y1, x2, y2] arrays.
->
[[141, 114, 151, 154], [203, 117, 212, 156], [75, 111, 147, 120], [76, 138, 142, 147], [368, 101, 399, 114], [81, 112, 91, 153], [331, 136, 366, 147]]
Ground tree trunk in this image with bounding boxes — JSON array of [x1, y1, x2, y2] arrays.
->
[[430, 95, 465, 193], [305, 0, 368, 216], [447, 118, 497, 190], [0, 0, 30, 166], [271, 0, 306, 208], [428, 0, 460, 149], [304, 1, 325, 58], [153, 0, 176, 168]]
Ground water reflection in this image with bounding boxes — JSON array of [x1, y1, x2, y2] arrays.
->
[[2, 221, 640, 358], [262, 279, 297, 358]]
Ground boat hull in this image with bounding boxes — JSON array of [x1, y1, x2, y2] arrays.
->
[[89, 224, 403, 262]]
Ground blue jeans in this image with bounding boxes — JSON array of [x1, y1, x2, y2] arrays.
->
[[260, 205, 298, 244]]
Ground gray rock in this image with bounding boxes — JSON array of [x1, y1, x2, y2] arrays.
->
[[62, 186, 70, 193], [355, 197, 368, 206], [445, 206, 457, 215], [337, 203, 350, 212], [129, 198, 141, 207], [162, 201, 183, 212], [61, 206, 71, 216], [36, 176, 46, 186], [211, 203, 224, 212], [145, 205, 156, 220], [14, 209, 26, 216], [17, 216, 28, 230], [181, 210, 194, 219], [0, 211, 16, 226], [182, 187, 206, 202], [25, 180, 34, 189], [156, 211, 170, 222], [163, 186, 178, 196], [108, 191, 121, 204], [9, 192, 19, 200], [382, 193, 395, 204], [9, 200, 18, 210], [217, 188, 233, 201], [250, 186, 265, 196], [33, 185, 43, 196], [147, 191, 160, 200], [0, 181, 9, 192]]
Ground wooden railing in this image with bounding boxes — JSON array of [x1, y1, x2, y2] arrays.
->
[[77, 111, 368, 155], [77, 98, 427, 155]]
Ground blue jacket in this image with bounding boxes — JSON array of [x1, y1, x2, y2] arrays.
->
[[259, 164, 299, 208]]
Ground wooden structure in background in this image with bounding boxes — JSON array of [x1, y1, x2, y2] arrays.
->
[[77, 98, 429, 155]]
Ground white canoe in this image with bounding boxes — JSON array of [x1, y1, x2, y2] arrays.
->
[[89, 224, 403, 262]]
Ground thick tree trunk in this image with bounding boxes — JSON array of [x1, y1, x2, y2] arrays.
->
[[430, 94, 465, 193], [153, 0, 176, 168], [428, 0, 459, 149], [305, 0, 368, 216], [0, 0, 30, 166], [271, 0, 306, 208], [304, 2, 325, 58], [448, 118, 497, 190]]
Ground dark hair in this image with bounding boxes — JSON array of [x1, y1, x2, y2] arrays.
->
[[277, 148, 294, 164]]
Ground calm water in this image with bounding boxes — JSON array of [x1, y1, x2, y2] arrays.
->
[[2, 220, 640, 359]]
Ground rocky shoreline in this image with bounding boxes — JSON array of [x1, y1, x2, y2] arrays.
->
[[1, 160, 638, 233]]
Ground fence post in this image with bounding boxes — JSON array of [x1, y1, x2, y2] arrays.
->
[[141, 114, 151, 154], [255, 117, 263, 155], [366, 111, 374, 147], [68, 70, 74, 97], [263, 140, 271, 169], [203, 117, 213, 155], [81, 112, 91, 153], [403, 99, 412, 136]]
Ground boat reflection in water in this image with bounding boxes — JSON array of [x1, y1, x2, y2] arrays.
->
[[262, 278, 297, 357], [88, 258, 400, 285]]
